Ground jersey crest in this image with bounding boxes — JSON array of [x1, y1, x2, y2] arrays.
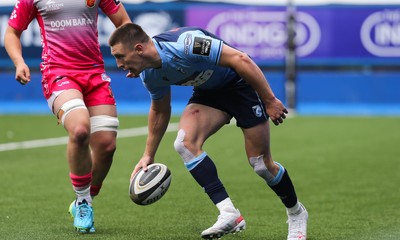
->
[[85, 0, 96, 8]]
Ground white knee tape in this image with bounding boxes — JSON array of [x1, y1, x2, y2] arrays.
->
[[174, 129, 195, 163], [58, 99, 87, 126], [90, 115, 119, 133], [249, 155, 275, 184], [249, 156, 285, 185]]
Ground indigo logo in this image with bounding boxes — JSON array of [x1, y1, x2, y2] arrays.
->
[[206, 11, 320, 59], [361, 10, 400, 57]]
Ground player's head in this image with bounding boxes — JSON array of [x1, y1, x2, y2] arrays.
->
[[109, 23, 153, 78], [109, 23, 150, 50]]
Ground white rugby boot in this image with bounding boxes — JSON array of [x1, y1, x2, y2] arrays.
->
[[201, 208, 246, 239], [287, 203, 308, 240]]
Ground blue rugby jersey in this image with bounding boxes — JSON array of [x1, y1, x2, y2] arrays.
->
[[140, 27, 240, 100]]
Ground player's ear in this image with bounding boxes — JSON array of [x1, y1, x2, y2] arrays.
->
[[134, 43, 144, 56]]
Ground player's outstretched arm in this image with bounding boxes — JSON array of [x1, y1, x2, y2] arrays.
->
[[218, 44, 288, 125], [132, 91, 172, 177], [4, 26, 31, 85]]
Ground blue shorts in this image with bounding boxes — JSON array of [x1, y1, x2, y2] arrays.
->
[[188, 79, 269, 128]]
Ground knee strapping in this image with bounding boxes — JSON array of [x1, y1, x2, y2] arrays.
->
[[249, 155, 285, 186], [90, 115, 119, 133], [174, 129, 196, 163], [57, 99, 86, 126]]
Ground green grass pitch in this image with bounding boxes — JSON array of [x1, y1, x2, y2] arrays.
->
[[0, 115, 399, 240]]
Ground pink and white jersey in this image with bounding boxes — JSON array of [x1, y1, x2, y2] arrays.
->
[[8, 0, 121, 73]]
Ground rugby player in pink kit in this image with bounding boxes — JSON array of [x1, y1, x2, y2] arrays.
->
[[4, 0, 131, 233]]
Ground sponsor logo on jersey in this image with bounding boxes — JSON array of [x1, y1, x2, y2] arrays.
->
[[50, 18, 95, 31], [193, 37, 212, 56], [101, 73, 111, 82], [184, 34, 192, 54], [252, 105, 263, 117], [86, 0, 96, 8], [42, 0, 64, 12]]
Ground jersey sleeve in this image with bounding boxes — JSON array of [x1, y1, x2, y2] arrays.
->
[[188, 31, 224, 65], [8, 0, 36, 31], [99, 0, 121, 16], [142, 82, 171, 100], [141, 71, 171, 100]]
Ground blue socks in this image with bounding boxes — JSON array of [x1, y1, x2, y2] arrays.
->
[[186, 154, 228, 204], [269, 169, 298, 208]]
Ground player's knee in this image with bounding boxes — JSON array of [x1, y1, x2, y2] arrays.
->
[[249, 155, 284, 185], [70, 124, 91, 145], [173, 129, 189, 157], [103, 138, 116, 155], [93, 135, 117, 155], [250, 155, 270, 179], [57, 99, 87, 126], [173, 129, 196, 163]]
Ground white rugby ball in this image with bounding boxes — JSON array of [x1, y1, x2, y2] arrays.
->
[[129, 163, 172, 205]]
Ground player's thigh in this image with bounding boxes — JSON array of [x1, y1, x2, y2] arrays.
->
[[88, 104, 117, 117], [53, 89, 90, 130], [52, 89, 84, 114], [179, 103, 231, 145], [241, 121, 272, 162]]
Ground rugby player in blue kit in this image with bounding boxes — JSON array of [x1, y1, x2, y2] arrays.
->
[[109, 23, 308, 240]]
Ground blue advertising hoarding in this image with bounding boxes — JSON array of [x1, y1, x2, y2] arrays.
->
[[0, 3, 399, 115], [186, 6, 400, 65], [1, 4, 399, 68]]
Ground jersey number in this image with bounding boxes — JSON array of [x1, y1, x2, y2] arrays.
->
[[182, 70, 214, 86]]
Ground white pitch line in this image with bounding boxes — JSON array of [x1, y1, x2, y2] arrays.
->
[[0, 118, 248, 152], [0, 123, 179, 152], [0, 115, 291, 152]]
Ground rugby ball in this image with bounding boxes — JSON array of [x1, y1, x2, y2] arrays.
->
[[129, 163, 172, 205]]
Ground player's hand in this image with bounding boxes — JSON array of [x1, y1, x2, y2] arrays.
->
[[130, 155, 154, 181], [15, 63, 31, 85], [265, 97, 288, 126]]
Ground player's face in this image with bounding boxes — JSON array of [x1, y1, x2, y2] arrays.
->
[[111, 42, 143, 78]]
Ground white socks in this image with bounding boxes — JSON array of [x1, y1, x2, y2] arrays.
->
[[216, 198, 236, 214], [287, 201, 304, 215], [74, 186, 92, 206]]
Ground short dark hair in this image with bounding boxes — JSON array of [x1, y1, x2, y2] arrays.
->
[[108, 23, 150, 49]]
